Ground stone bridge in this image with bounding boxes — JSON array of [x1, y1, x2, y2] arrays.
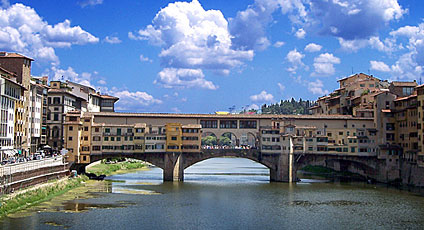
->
[[74, 150, 393, 183], [83, 150, 293, 182]]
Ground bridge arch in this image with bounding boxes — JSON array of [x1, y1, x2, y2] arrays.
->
[[294, 154, 378, 180]]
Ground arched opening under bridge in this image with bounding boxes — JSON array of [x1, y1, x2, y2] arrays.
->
[[184, 157, 270, 182]]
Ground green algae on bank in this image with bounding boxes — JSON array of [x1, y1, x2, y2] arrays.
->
[[87, 160, 149, 176], [0, 176, 87, 219]]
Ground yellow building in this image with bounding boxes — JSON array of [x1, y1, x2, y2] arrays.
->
[[166, 123, 182, 152], [181, 124, 202, 152]]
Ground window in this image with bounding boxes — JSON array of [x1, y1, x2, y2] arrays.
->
[[136, 128, 145, 133], [104, 137, 109, 141], [105, 128, 110, 133], [171, 136, 177, 140], [220, 120, 237, 129], [84, 126, 88, 131], [239, 120, 257, 129], [200, 120, 218, 128], [111, 137, 115, 141], [95, 128, 99, 132], [93, 136, 101, 141], [117, 137, 121, 141], [69, 117, 77, 121], [92, 146, 101, 151], [53, 97, 60, 104], [351, 147, 356, 153], [68, 136, 72, 141], [69, 126, 73, 131], [53, 113, 59, 121], [84, 136, 88, 141]]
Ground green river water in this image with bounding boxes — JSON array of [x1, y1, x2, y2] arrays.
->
[[1, 158, 424, 230]]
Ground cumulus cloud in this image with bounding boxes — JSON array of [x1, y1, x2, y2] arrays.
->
[[130, 0, 253, 89], [113, 90, 162, 109], [229, 0, 280, 51], [103, 36, 121, 44], [295, 28, 306, 39], [0, 4, 98, 63], [312, 53, 340, 76], [286, 48, 305, 74], [1, 0, 9, 8], [273, 41, 285, 48], [78, 0, 103, 8], [307, 79, 329, 95], [304, 43, 322, 52], [370, 60, 391, 72], [338, 36, 397, 53], [154, 68, 217, 90], [97, 79, 107, 85], [250, 90, 274, 102], [308, 0, 406, 40]]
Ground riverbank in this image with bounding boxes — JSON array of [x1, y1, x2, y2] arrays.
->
[[86, 160, 149, 176], [0, 176, 87, 218]]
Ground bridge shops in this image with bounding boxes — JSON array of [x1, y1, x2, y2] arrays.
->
[[62, 111, 409, 183]]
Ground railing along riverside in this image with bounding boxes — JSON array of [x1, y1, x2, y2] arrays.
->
[[0, 156, 65, 177]]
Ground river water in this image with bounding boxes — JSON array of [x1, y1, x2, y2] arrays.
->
[[1, 158, 424, 230]]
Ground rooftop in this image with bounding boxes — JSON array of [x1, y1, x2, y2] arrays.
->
[[87, 112, 373, 120], [391, 81, 417, 87], [0, 52, 34, 61]]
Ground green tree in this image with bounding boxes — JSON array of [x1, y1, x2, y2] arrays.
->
[[202, 136, 217, 146]]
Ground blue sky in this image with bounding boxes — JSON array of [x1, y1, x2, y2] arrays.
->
[[1, 0, 423, 113]]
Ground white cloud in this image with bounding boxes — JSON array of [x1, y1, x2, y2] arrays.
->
[[97, 79, 107, 85], [295, 28, 306, 39], [46, 66, 94, 87], [304, 43, 322, 52], [229, 0, 280, 51], [307, 79, 329, 95], [139, 54, 152, 63], [247, 104, 259, 110], [312, 53, 340, 76], [273, 41, 285, 48], [0, 4, 98, 63], [370, 60, 391, 72], [113, 90, 162, 110], [307, 0, 406, 40], [1, 0, 9, 8], [130, 0, 253, 89], [171, 107, 181, 113], [155, 68, 218, 90], [104, 36, 121, 44], [78, 0, 103, 8], [338, 36, 397, 53], [277, 83, 285, 92], [286, 48, 305, 74], [250, 90, 274, 102]]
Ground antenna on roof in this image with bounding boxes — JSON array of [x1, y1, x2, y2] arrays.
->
[[351, 67, 353, 75]]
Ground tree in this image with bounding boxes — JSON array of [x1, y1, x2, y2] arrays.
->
[[202, 136, 217, 146]]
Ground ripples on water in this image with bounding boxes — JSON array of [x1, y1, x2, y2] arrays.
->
[[1, 158, 424, 230]]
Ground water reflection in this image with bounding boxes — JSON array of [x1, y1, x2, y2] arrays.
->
[[1, 157, 424, 230]]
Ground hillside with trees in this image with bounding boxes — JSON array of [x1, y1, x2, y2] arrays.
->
[[260, 98, 314, 115]]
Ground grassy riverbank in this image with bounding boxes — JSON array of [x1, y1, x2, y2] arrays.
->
[[0, 176, 87, 218], [86, 160, 148, 176]]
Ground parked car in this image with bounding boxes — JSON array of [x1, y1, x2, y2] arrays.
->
[[35, 155, 43, 160]]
